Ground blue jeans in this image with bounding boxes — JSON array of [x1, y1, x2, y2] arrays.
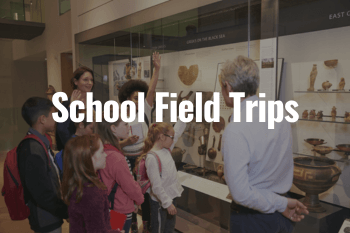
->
[[230, 210, 294, 233], [123, 217, 132, 233]]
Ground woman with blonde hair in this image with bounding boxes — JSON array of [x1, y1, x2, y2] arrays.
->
[[61, 134, 122, 233]]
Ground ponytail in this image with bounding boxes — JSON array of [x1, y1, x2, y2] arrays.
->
[[134, 122, 172, 173]]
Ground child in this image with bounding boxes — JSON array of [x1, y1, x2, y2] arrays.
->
[[18, 97, 68, 233], [55, 109, 94, 178], [118, 52, 161, 233], [95, 117, 144, 233], [135, 121, 186, 233], [61, 134, 122, 233]]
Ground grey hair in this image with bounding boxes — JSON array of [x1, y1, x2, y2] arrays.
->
[[220, 55, 260, 97]]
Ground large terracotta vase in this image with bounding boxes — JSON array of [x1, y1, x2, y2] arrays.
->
[[293, 157, 341, 213]]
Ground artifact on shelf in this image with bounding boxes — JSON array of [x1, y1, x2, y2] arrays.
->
[[137, 62, 142, 79], [331, 106, 337, 121], [218, 134, 222, 151], [345, 114, 350, 123], [316, 111, 323, 120], [212, 116, 225, 133], [131, 66, 136, 79], [293, 156, 341, 212], [322, 81, 332, 91], [198, 134, 207, 155], [125, 63, 131, 80], [309, 110, 316, 120], [178, 64, 199, 86], [324, 59, 338, 68], [302, 110, 308, 119], [183, 123, 195, 147], [339, 77, 345, 90], [171, 147, 186, 170], [193, 167, 206, 176], [304, 138, 326, 146], [336, 144, 350, 158], [183, 164, 197, 170], [217, 165, 224, 178], [177, 91, 194, 115], [345, 112, 350, 119], [208, 136, 217, 159], [307, 64, 318, 91], [312, 146, 333, 156]]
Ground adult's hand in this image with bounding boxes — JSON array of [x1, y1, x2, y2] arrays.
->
[[71, 90, 82, 103], [167, 204, 177, 215], [153, 52, 161, 71], [282, 198, 309, 222]]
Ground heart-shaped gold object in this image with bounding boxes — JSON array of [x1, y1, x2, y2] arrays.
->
[[178, 65, 199, 86]]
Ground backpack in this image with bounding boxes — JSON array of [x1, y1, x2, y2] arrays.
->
[[135, 151, 162, 194], [1, 134, 51, 220], [54, 134, 76, 180]]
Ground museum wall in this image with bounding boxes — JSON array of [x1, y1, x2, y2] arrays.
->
[[0, 40, 48, 152], [12, 0, 72, 93], [278, 25, 350, 208]]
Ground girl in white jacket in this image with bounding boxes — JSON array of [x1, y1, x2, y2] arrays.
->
[[135, 121, 186, 233]]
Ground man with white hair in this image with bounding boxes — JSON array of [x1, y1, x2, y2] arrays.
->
[[220, 55, 308, 233]]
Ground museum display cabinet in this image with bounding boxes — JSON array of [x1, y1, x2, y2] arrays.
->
[[74, 0, 350, 232]]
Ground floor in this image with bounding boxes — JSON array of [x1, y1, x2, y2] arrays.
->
[[0, 151, 145, 233]]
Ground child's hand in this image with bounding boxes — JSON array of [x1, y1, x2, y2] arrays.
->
[[126, 135, 139, 145], [133, 205, 139, 214], [167, 204, 177, 215], [153, 52, 161, 71]]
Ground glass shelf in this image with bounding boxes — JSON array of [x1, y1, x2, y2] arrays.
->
[[294, 90, 350, 93], [298, 116, 350, 125], [293, 152, 349, 163]]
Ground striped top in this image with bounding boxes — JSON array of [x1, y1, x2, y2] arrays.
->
[[122, 101, 152, 157]]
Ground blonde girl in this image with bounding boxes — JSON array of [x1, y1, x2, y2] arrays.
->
[[135, 121, 186, 233]]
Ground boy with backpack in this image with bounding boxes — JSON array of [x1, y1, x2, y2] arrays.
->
[[12, 97, 68, 232], [55, 109, 94, 178]]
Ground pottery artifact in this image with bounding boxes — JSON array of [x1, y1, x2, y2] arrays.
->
[[309, 110, 316, 120], [293, 157, 341, 212], [316, 111, 323, 120], [302, 110, 308, 119], [212, 116, 225, 133], [339, 77, 345, 90], [137, 62, 142, 79], [125, 63, 131, 79], [322, 81, 332, 91], [178, 65, 199, 86], [208, 136, 217, 159], [217, 165, 224, 178], [312, 146, 333, 156], [307, 64, 318, 91], [331, 106, 337, 121], [324, 59, 338, 68], [345, 115, 350, 123]]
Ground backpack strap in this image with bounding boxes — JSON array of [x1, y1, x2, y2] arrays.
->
[[98, 171, 118, 210], [144, 113, 149, 128], [22, 134, 51, 168], [147, 151, 162, 177]]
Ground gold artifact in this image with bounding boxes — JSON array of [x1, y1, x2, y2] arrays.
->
[[217, 165, 224, 178], [322, 81, 332, 91], [309, 110, 316, 120], [302, 110, 308, 119], [339, 77, 345, 90], [307, 64, 317, 91], [331, 106, 336, 121], [324, 59, 338, 68], [178, 65, 199, 86]]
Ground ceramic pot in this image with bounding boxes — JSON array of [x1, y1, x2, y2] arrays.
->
[[293, 157, 341, 213]]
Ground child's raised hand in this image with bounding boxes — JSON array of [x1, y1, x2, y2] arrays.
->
[[167, 204, 177, 215], [126, 135, 139, 145], [153, 52, 161, 71]]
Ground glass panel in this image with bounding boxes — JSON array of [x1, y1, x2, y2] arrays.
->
[[0, 0, 44, 23], [59, 0, 70, 15]]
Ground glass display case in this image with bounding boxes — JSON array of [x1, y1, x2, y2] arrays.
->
[[75, 0, 350, 231]]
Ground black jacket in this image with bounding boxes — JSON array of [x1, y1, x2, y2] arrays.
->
[[18, 128, 68, 232]]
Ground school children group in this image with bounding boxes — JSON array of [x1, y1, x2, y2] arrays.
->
[[6, 52, 187, 233]]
